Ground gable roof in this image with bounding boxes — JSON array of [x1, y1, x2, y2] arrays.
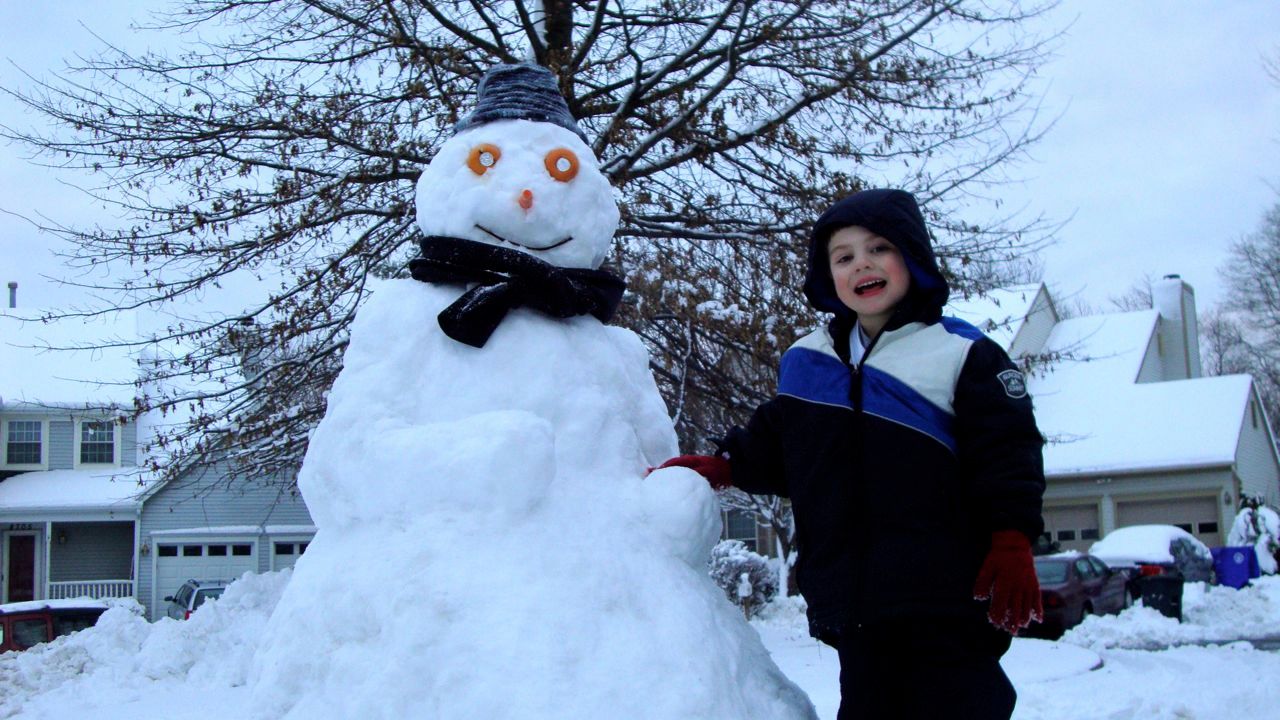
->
[[949, 286, 1259, 478], [945, 284, 1040, 350]]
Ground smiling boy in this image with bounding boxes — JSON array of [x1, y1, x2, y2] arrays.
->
[[661, 188, 1046, 719]]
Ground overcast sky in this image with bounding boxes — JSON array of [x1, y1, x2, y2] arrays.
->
[[2, 1, 1278, 315]]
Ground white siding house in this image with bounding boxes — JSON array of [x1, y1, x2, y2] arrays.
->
[[950, 276, 1280, 552]]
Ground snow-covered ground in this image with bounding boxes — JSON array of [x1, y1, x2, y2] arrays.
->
[[4, 572, 1279, 719]]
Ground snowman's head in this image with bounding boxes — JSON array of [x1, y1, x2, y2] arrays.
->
[[415, 120, 619, 269], [414, 64, 619, 270]]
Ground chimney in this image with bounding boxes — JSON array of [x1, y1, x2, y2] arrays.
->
[[1151, 274, 1202, 381], [6, 282, 15, 309]]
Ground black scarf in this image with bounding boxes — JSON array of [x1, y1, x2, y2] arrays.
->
[[408, 235, 627, 348]]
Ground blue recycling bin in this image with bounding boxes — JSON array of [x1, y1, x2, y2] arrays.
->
[[1211, 546, 1261, 589]]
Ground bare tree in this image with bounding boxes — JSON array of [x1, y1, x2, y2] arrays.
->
[[2, 0, 1058, 488], [1208, 201, 1280, 439]]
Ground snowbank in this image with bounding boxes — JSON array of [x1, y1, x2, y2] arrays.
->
[[0, 571, 289, 719], [1062, 576, 1280, 650]]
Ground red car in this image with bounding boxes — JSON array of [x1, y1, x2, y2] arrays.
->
[[1026, 553, 1131, 638], [0, 598, 109, 653]]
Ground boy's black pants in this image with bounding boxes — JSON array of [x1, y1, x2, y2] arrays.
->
[[835, 617, 1016, 720]]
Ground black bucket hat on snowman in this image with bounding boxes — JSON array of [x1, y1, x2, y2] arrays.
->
[[454, 63, 588, 143]]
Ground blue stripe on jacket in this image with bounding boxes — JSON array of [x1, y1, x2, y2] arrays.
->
[[778, 347, 852, 409], [861, 365, 957, 453], [777, 345, 957, 452]]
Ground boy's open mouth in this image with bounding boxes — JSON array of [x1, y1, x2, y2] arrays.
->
[[854, 279, 887, 295]]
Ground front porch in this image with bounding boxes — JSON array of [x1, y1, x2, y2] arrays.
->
[[2, 520, 137, 604]]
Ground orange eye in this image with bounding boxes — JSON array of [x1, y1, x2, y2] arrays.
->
[[467, 144, 502, 175], [544, 148, 579, 182]]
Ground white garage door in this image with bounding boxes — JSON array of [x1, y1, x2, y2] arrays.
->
[[271, 540, 311, 572], [1115, 496, 1221, 546], [154, 540, 257, 616], [1043, 504, 1100, 552]]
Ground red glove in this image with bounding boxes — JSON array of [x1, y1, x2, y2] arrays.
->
[[973, 530, 1043, 634], [655, 454, 733, 490]]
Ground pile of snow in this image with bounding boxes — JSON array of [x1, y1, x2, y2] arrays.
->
[[0, 571, 289, 718], [1062, 576, 1280, 650], [1228, 505, 1280, 574]]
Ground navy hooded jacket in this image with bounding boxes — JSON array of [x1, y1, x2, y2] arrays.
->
[[723, 189, 1045, 642]]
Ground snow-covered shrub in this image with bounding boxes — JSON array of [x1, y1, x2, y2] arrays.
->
[[1227, 498, 1280, 574], [708, 540, 778, 618]]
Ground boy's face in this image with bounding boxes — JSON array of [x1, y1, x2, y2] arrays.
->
[[827, 225, 910, 336]]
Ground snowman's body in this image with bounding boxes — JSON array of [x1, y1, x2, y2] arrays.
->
[[248, 97, 816, 719]]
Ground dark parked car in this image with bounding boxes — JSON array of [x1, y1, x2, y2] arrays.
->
[[1026, 553, 1131, 638], [1089, 525, 1215, 597], [0, 598, 110, 653], [163, 579, 227, 620]]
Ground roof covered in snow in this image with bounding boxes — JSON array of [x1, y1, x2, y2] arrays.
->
[[0, 309, 143, 409], [945, 284, 1040, 350], [0, 469, 150, 512], [950, 287, 1259, 478]]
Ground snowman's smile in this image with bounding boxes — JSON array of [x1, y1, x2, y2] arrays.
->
[[476, 224, 573, 252]]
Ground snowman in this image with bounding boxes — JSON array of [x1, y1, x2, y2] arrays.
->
[[247, 64, 816, 720]]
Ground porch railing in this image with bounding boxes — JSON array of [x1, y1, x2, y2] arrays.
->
[[47, 580, 136, 600]]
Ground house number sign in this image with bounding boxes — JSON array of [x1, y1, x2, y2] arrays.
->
[[7, 523, 34, 531]]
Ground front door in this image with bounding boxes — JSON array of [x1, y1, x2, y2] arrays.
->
[[5, 534, 37, 603]]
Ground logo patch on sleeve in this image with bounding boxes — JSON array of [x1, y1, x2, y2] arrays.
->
[[996, 369, 1028, 398]]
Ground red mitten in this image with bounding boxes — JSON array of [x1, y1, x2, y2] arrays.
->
[[973, 530, 1043, 634], [655, 454, 733, 490]]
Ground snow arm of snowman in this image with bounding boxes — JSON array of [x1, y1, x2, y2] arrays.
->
[[605, 325, 683, 468]]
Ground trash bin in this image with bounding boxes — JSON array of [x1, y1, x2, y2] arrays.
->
[[1138, 575, 1183, 621], [1211, 546, 1261, 589]]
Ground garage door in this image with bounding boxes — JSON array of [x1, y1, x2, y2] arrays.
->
[[154, 540, 257, 617], [271, 540, 310, 572], [1043, 504, 1100, 552], [1115, 496, 1221, 546]]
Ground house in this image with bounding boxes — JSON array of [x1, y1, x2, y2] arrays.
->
[[949, 275, 1280, 551], [1, 295, 315, 619]]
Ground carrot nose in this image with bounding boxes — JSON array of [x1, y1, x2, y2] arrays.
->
[[518, 189, 534, 210]]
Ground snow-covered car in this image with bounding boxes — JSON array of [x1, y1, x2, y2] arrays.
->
[[1026, 553, 1131, 638], [0, 598, 109, 653], [1089, 525, 1214, 593], [163, 579, 227, 620]]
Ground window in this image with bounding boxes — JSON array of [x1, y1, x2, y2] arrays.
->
[[158, 545, 178, 557], [232, 544, 252, 556], [79, 421, 115, 464], [1174, 523, 1193, 533], [1074, 558, 1097, 578], [182, 545, 203, 557], [13, 618, 49, 650], [1056, 529, 1077, 542], [1198, 521, 1219, 535], [1080, 528, 1100, 541], [208, 545, 228, 557], [722, 509, 758, 552], [274, 543, 295, 556], [5, 421, 42, 465], [1251, 401, 1259, 429]]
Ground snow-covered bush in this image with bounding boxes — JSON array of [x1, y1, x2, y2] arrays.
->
[[709, 540, 778, 618], [1227, 498, 1280, 574]]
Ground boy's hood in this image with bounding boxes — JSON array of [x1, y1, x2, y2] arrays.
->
[[802, 188, 950, 326]]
